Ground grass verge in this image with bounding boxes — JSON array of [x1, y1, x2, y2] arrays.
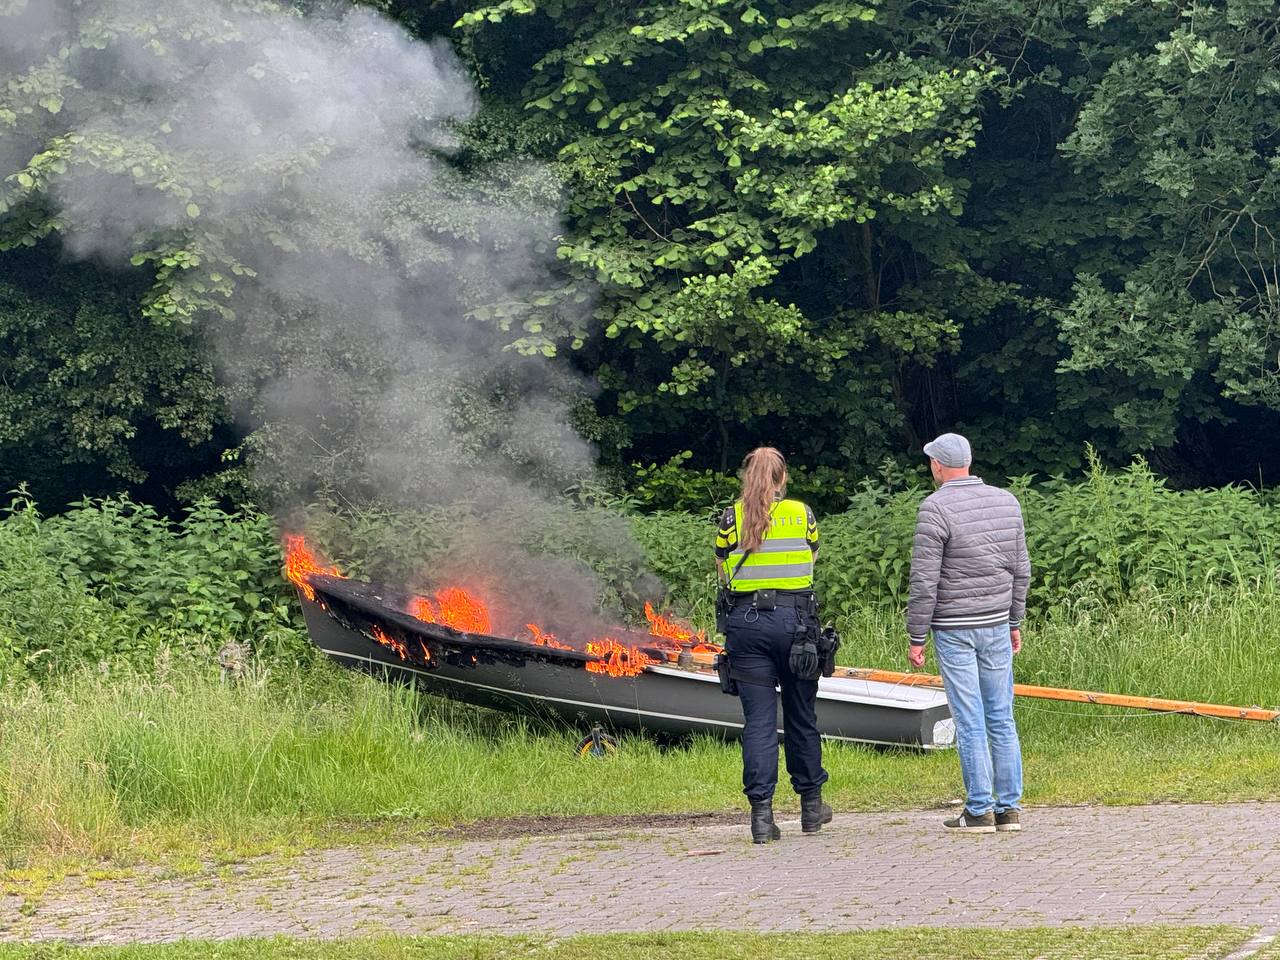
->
[[1251, 933, 1280, 958], [0, 929, 1255, 960], [3, 588, 1279, 876], [2, 662, 1278, 879]]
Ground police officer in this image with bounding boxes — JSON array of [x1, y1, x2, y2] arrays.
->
[[715, 446, 831, 843]]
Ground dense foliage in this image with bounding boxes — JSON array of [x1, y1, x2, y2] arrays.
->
[[0, 492, 302, 675], [450, 0, 1280, 481], [4, 462, 1279, 678], [3, 0, 1280, 504], [636, 455, 1280, 620]]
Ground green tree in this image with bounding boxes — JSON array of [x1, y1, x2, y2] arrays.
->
[[1056, 0, 1280, 447], [454, 0, 1280, 483], [456, 0, 996, 469], [0, 250, 226, 498]]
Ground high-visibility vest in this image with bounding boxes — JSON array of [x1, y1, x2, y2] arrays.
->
[[721, 498, 815, 591]]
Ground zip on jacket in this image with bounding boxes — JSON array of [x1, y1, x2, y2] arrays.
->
[[907, 477, 1030, 642]]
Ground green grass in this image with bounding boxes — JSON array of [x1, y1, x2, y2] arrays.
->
[[0, 929, 1254, 960], [1249, 933, 1280, 958], [3, 588, 1279, 875]]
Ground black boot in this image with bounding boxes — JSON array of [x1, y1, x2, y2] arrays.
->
[[750, 800, 781, 844], [801, 790, 833, 834]]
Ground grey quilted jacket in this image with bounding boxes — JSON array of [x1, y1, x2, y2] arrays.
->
[[907, 477, 1030, 641]]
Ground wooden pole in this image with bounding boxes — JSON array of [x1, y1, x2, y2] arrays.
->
[[836, 668, 1280, 723], [651, 647, 1279, 723]]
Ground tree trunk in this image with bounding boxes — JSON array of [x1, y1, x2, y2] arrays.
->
[[860, 221, 878, 309], [891, 365, 923, 453]]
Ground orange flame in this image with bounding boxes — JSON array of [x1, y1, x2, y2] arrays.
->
[[584, 637, 655, 678], [644, 601, 721, 654], [284, 533, 697, 679], [644, 601, 706, 646], [283, 535, 341, 602], [526, 623, 573, 651], [406, 586, 493, 635], [406, 596, 435, 622], [371, 625, 408, 661]]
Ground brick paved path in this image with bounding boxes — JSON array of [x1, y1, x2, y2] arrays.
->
[[4, 803, 1280, 945]]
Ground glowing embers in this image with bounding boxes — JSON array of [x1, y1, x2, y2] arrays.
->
[[406, 586, 493, 635], [282, 534, 342, 602], [584, 637, 656, 678]]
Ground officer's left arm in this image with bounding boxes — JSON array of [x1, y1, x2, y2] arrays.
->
[[1009, 501, 1031, 639]]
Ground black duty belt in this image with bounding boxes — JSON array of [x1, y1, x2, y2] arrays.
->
[[727, 590, 816, 609]]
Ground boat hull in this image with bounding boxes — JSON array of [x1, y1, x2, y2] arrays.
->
[[300, 593, 954, 749]]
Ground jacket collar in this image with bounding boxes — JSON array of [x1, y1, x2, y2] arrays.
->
[[941, 476, 983, 487]]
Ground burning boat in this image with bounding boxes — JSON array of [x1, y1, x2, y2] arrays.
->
[[287, 537, 954, 750]]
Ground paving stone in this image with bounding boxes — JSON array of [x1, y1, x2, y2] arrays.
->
[[6, 802, 1280, 943]]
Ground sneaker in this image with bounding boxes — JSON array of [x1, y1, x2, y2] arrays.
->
[[943, 809, 996, 833], [995, 810, 1021, 832]]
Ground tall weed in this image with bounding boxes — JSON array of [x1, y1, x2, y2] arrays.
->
[[5, 457, 1280, 677], [0, 493, 305, 677]]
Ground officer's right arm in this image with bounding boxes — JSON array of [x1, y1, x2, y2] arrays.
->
[[714, 506, 736, 581]]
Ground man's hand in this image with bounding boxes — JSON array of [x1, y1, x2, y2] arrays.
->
[[907, 643, 926, 669], [1010, 628, 1022, 655]]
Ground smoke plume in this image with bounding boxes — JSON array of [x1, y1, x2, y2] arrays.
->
[[0, 0, 660, 624]]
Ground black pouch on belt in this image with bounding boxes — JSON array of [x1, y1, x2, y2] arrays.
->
[[787, 618, 821, 680], [714, 652, 738, 696], [818, 624, 841, 678]]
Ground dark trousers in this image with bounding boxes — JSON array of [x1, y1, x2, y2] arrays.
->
[[724, 604, 828, 803]]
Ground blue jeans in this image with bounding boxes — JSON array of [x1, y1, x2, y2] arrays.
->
[[934, 625, 1023, 816]]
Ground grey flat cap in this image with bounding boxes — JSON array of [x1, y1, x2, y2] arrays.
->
[[923, 432, 972, 468]]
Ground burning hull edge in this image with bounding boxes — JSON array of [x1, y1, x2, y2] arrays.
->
[[299, 592, 954, 749]]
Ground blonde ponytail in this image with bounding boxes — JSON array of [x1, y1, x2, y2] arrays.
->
[[739, 446, 787, 552]]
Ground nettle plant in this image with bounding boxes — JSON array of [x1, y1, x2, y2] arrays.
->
[[0, 492, 306, 674]]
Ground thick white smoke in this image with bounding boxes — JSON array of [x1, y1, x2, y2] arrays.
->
[[1, 0, 660, 621]]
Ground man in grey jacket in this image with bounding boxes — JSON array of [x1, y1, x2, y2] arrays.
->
[[907, 433, 1030, 834]]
